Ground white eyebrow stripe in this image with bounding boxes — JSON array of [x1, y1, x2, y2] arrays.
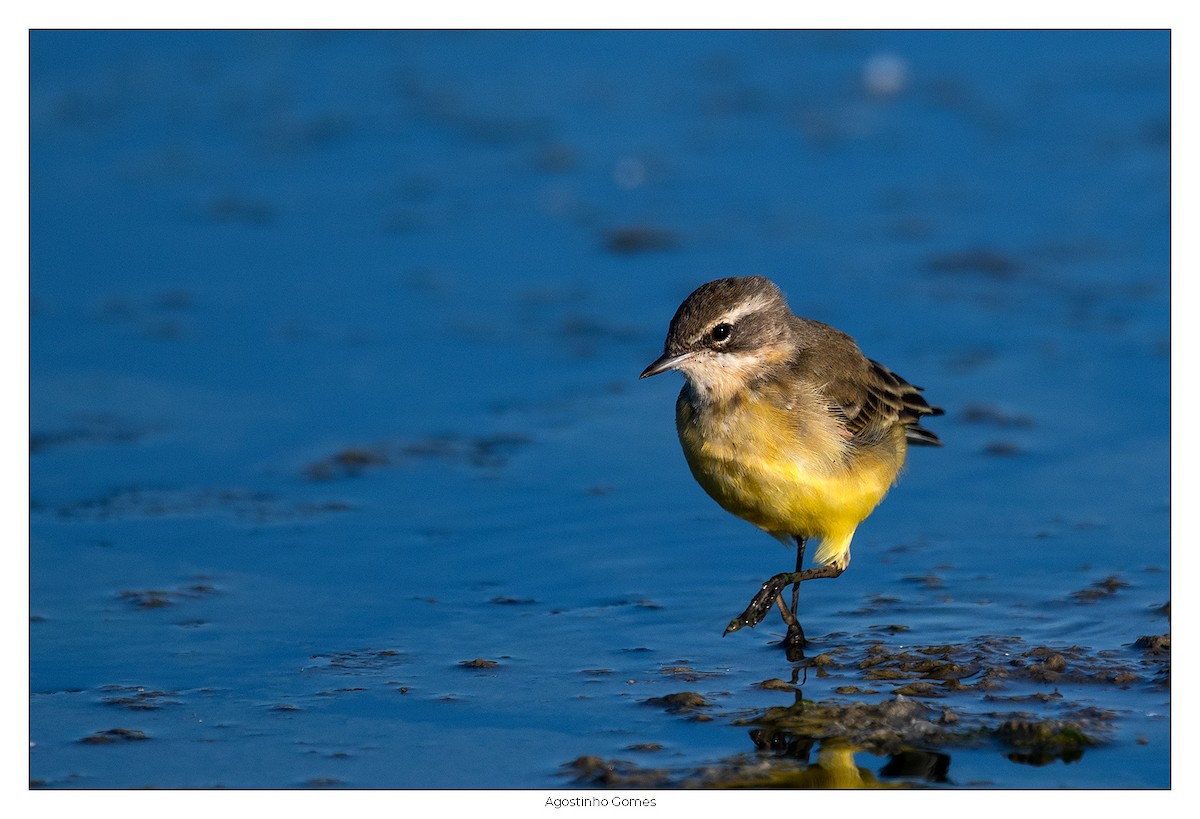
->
[[718, 292, 777, 326]]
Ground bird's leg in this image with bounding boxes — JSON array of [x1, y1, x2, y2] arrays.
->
[[772, 594, 807, 660], [764, 538, 808, 630], [781, 537, 808, 653], [790, 536, 807, 613], [724, 562, 846, 636], [774, 594, 798, 627]]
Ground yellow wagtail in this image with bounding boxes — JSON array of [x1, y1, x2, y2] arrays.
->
[[640, 276, 941, 654]]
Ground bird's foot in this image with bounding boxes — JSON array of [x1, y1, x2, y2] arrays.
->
[[782, 622, 807, 661], [724, 574, 795, 635]]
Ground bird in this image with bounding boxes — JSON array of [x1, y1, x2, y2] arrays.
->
[[640, 276, 941, 655]]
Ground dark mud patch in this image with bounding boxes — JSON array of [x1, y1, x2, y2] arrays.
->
[[303, 776, 345, 788], [563, 632, 1168, 787], [566, 695, 1114, 788], [40, 487, 353, 523], [1133, 633, 1171, 688], [316, 687, 367, 697], [1135, 633, 1170, 655], [960, 403, 1035, 428], [625, 742, 665, 753], [99, 685, 180, 710], [820, 635, 1165, 691], [606, 598, 664, 611], [995, 716, 1103, 765], [643, 692, 713, 714], [306, 447, 389, 479], [555, 597, 664, 617], [982, 441, 1023, 457], [117, 582, 217, 610], [657, 662, 728, 682], [603, 225, 678, 254], [80, 728, 150, 745], [1069, 575, 1131, 603], [925, 247, 1020, 279], [458, 658, 500, 669], [303, 433, 530, 480], [30, 413, 158, 454], [304, 648, 406, 674]]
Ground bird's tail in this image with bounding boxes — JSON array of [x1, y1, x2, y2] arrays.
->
[[869, 359, 944, 447]]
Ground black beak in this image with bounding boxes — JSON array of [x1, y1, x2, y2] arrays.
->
[[640, 351, 693, 379]]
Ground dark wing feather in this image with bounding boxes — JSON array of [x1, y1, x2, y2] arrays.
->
[[824, 358, 943, 447], [788, 317, 943, 447], [867, 359, 943, 446]]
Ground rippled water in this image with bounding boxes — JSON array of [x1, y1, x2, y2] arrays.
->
[[29, 30, 1169, 790]]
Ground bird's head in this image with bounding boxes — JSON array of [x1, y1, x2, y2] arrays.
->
[[640, 276, 797, 402]]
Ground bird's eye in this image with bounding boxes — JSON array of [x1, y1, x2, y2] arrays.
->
[[710, 322, 733, 343]]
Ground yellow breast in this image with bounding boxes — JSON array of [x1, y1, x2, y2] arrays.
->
[[675, 388, 906, 567]]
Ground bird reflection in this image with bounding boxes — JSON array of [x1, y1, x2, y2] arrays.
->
[[744, 668, 952, 788]]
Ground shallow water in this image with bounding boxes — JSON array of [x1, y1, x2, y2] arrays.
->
[[29, 30, 1169, 789]]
